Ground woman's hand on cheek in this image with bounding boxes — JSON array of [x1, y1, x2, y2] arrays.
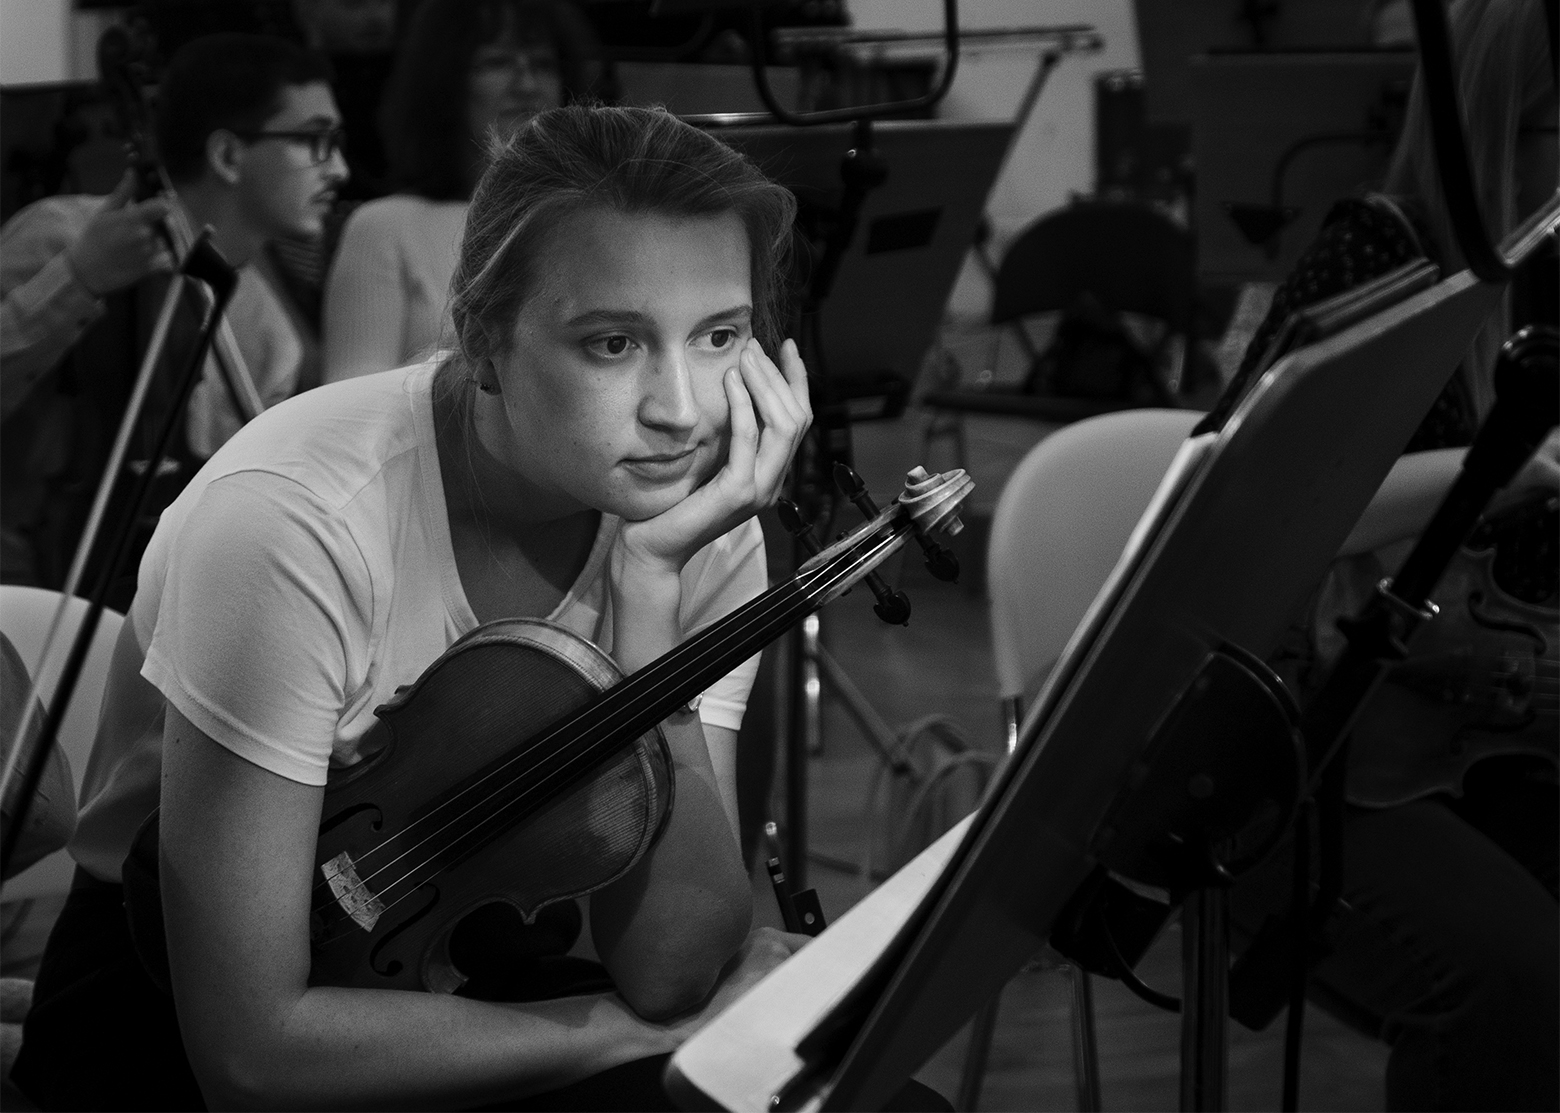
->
[[619, 337, 811, 577]]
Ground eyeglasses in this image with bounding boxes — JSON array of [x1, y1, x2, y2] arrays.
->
[[237, 125, 346, 165]]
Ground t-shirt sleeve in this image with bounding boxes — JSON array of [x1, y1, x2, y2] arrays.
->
[[680, 517, 767, 733], [323, 201, 412, 383], [140, 471, 374, 785]]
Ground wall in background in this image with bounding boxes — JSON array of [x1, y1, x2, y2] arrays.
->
[[851, 0, 1140, 317], [0, 0, 70, 86], [0, 0, 119, 86], [852, 1, 1139, 233]]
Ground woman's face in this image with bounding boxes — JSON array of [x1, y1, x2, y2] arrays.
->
[[467, 31, 563, 145], [483, 206, 754, 523]]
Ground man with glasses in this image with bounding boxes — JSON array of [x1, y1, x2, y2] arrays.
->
[[0, 34, 348, 592]]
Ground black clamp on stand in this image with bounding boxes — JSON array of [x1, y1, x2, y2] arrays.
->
[[1299, 325, 1559, 782], [1052, 643, 1305, 1112]]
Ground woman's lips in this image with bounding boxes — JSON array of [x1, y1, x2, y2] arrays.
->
[[622, 448, 698, 482]]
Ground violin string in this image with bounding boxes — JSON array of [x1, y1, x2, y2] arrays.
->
[[312, 521, 911, 930], [310, 526, 898, 919]]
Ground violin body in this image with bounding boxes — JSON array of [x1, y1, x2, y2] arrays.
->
[[1346, 523, 1559, 808], [310, 619, 671, 993]]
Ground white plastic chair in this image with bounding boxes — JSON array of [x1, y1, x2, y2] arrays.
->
[[0, 586, 125, 901], [958, 408, 1204, 1111]]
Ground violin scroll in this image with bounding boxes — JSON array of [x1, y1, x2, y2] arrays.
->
[[900, 466, 973, 538], [900, 466, 972, 582]]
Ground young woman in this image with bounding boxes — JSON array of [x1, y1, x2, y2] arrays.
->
[[15, 104, 813, 1111], [322, 0, 609, 383]]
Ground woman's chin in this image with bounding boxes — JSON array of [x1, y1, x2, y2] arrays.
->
[[614, 489, 694, 523]]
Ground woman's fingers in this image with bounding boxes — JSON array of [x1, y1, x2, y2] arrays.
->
[[742, 338, 809, 431], [736, 339, 810, 502], [778, 338, 812, 420], [721, 364, 759, 493]]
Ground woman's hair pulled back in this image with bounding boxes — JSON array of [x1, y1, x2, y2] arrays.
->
[[447, 104, 798, 374], [1384, 0, 1555, 416]]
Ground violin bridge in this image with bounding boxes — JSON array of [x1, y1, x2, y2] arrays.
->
[[321, 851, 386, 932]]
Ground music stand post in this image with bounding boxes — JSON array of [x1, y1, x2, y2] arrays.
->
[[732, 39, 1093, 891]]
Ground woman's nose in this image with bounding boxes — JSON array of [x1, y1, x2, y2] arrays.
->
[[640, 352, 700, 433]]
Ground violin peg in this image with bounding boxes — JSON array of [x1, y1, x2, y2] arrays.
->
[[834, 462, 884, 523], [833, 461, 866, 499], [777, 499, 823, 558], [776, 499, 808, 537], [872, 590, 912, 626]]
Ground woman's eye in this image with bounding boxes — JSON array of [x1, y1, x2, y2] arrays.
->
[[708, 328, 738, 350], [588, 334, 634, 358]]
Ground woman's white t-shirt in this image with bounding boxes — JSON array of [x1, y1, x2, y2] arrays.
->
[[70, 361, 765, 881]]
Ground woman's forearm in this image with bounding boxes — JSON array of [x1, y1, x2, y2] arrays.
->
[[589, 711, 754, 1020], [196, 981, 669, 1111]]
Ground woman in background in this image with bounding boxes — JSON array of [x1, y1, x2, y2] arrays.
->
[[1215, 0, 1558, 1108], [322, 0, 609, 382]]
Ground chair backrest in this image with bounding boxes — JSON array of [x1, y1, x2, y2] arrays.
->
[[992, 200, 1196, 329], [986, 409, 1205, 703], [0, 586, 125, 900]]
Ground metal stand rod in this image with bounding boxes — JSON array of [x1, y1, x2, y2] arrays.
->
[[786, 614, 815, 890], [955, 992, 1001, 1111], [1070, 965, 1102, 1112], [1179, 887, 1229, 1112]]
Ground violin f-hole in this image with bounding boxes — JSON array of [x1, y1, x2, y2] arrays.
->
[[319, 801, 385, 836], [369, 883, 441, 980]]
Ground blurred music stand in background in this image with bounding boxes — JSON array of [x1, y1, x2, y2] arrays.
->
[[1189, 50, 1417, 284], [712, 117, 1010, 891]]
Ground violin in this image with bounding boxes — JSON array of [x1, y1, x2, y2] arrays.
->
[[125, 466, 973, 995], [1347, 494, 1559, 807]]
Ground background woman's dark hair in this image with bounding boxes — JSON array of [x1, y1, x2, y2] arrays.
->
[[156, 33, 334, 183], [379, 0, 613, 201], [446, 104, 798, 384]]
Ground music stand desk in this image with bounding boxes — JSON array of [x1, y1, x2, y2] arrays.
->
[[667, 269, 1498, 1111]]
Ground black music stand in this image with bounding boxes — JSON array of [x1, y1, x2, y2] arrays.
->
[[666, 266, 1501, 1111]]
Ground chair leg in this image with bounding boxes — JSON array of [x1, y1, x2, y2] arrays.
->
[[921, 410, 968, 476], [1068, 964, 1102, 1112], [956, 988, 1003, 1111]]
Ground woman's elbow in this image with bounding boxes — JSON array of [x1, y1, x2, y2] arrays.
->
[[188, 1041, 293, 1111], [180, 1004, 320, 1111], [616, 897, 753, 1020]]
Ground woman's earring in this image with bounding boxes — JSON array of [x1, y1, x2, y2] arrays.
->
[[471, 376, 499, 395]]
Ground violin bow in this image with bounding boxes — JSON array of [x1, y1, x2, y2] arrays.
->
[[0, 234, 241, 882]]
